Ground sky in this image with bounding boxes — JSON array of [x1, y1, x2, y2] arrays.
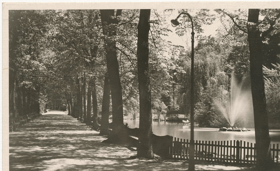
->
[[162, 9, 222, 49]]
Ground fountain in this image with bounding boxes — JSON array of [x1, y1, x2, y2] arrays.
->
[[214, 73, 254, 132]]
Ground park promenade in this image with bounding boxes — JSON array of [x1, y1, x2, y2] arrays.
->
[[9, 111, 252, 171]]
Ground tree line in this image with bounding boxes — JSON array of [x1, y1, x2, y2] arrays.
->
[[9, 8, 280, 169]]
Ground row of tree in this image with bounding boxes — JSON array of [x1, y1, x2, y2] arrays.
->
[[9, 9, 155, 158], [9, 8, 280, 169]]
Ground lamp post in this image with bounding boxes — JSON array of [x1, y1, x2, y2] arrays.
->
[[171, 12, 195, 171]]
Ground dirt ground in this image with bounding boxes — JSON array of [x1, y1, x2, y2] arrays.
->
[[8, 112, 274, 171]]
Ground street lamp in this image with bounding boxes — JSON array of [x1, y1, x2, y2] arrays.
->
[[171, 12, 195, 171]]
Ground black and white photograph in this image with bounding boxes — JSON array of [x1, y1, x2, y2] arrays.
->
[[3, 1, 280, 171]]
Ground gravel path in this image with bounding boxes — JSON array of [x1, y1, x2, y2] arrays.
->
[[9, 112, 254, 171]]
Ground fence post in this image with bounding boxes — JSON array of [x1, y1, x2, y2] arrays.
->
[[183, 139, 186, 159], [169, 136, 173, 159], [277, 144, 279, 163], [175, 138, 178, 158], [186, 139, 189, 160], [236, 140, 240, 164]]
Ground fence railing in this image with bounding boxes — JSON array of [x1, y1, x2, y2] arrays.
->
[[171, 138, 280, 165]]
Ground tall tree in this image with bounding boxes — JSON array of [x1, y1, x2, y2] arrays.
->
[[9, 10, 20, 123], [9, 10, 48, 130], [137, 9, 153, 158], [100, 10, 125, 141], [80, 76, 85, 121], [91, 77, 99, 130], [100, 74, 110, 135], [76, 77, 82, 119], [247, 9, 271, 171], [86, 79, 92, 125], [83, 74, 87, 122]]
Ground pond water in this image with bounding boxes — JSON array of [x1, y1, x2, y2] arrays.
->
[[124, 120, 280, 145]]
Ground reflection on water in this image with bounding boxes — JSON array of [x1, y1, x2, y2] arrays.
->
[[124, 120, 280, 144]]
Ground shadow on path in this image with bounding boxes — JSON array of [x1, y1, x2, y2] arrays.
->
[[10, 114, 252, 171]]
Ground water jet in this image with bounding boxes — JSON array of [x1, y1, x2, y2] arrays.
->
[[214, 73, 254, 130]]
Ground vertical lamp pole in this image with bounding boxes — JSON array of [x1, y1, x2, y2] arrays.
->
[[171, 12, 195, 171]]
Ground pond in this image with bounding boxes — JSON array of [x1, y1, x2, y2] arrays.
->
[[124, 119, 280, 145]]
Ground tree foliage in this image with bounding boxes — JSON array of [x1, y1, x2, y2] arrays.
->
[[9, 9, 280, 136]]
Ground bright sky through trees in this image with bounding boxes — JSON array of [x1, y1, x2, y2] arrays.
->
[[163, 9, 221, 49]]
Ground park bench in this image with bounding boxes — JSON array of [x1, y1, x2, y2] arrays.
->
[[125, 126, 172, 159], [125, 127, 139, 145], [128, 135, 139, 148]]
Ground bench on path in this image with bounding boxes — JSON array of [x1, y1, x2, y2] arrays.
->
[[125, 126, 173, 159]]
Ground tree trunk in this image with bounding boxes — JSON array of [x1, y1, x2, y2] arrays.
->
[[100, 10, 125, 141], [76, 77, 82, 119], [36, 94, 40, 114], [70, 97, 73, 116], [17, 85, 24, 116], [9, 11, 20, 124], [87, 80, 92, 125], [67, 94, 72, 115], [34, 86, 40, 114], [27, 88, 31, 114], [87, 11, 99, 128], [137, 9, 153, 158], [9, 66, 15, 122], [67, 100, 71, 115], [100, 74, 110, 135], [73, 101, 77, 118], [22, 87, 27, 116], [83, 74, 87, 122], [80, 77, 84, 121], [247, 9, 271, 171], [91, 77, 99, 130]]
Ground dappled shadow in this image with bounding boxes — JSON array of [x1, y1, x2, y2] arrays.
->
[[10, 114, 136, 170], [10, 114, 252, 171]]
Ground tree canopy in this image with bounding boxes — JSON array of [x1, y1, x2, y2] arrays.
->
[[9, 8, 280, 126]]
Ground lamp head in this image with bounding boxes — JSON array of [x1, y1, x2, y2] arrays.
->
[[171, 19, 180, 26]]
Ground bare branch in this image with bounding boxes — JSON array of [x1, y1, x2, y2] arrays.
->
[[117, 41, 137, 56], [116, 46, 137, 68], [217, 9, 248, 33]]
